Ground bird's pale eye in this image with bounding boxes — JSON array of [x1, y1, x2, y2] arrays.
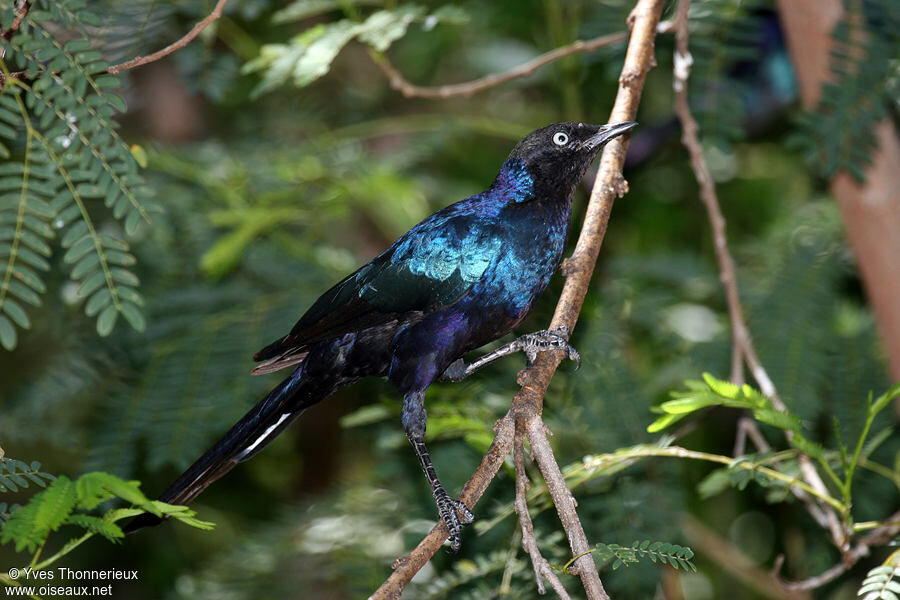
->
[[552, 132, 569, 146]]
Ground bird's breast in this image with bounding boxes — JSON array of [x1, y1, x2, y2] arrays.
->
[[473, 202, 570, 320]]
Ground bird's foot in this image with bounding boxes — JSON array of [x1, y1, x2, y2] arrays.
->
[[439, 328, 580, 383], [519, 327, 581, 369], [434, 487, 474, 552]]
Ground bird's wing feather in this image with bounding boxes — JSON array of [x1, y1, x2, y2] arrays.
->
[[253, 205, 501, 370]]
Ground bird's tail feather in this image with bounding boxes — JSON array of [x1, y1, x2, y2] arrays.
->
[[123, 368, 310, 534]]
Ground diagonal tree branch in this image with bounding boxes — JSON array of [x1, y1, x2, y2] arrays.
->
[[371, 1, 667, 597]]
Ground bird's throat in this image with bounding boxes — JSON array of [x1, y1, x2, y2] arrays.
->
[[493, 159, 535, 204]]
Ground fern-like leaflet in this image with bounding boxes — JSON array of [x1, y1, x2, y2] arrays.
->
[[0, 0, 154, 348], [0, 470, 213, 557], [858, 564, 900, 600], [0, 457, 55, 493], [793, 0, 898, 181], [569, 540, 697, 572]]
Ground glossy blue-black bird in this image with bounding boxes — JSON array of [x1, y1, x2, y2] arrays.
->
[[125, 120, 637, 549]]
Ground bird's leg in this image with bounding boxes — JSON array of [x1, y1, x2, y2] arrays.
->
[[439, 327, 581, 382], [402, 392, 474, 551]]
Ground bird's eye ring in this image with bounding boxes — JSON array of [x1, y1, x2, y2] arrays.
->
[[552, 132, 569, 146]]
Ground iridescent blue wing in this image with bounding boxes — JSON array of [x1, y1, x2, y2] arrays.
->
[[252, 205, 501, 373]]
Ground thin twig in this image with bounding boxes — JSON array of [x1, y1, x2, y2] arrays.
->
[[778, 509, 900, 591], [733, 415, 770, 456], [670, 0, 847, 553], [371, 20, 673, 100], [1, 0, 228, 85], [671, 0, 746, 387], [372, 31, 625, 99], [682, 515, 811, 600], [372, 1, 666, 596], [107, 0, 229, 74], [515, 434, 572, 599]]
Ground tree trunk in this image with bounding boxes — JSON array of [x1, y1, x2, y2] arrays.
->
[[776, 0, 900, 381]]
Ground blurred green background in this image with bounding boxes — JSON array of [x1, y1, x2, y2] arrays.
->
[[1, 0, 897, 598]]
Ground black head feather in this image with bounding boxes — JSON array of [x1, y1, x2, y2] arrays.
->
[[508, 121, 637, 200]]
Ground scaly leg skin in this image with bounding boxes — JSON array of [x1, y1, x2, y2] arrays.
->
[[440, 327, 581, 383], [410, 436, 474, 551], [402, 393, 473, 551]]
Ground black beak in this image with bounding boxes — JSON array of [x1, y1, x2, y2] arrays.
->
[[583, 121, 638, 150]]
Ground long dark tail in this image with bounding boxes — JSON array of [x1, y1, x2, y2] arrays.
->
[[123, 366, 312, 534]]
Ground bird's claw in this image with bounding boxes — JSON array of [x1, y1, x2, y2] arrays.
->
[[522, 328, 580, 369], [435, 488, 474, 552]]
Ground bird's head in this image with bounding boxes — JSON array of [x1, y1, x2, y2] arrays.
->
[[505, 121, 637, 201]]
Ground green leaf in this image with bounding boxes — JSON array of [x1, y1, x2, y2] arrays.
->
[[0, 474, 19, 493], [0, 315, 15, 350], [247, 23, 357, 95], [75, 183, 106, 198], [110, 267, 139, 286], [64, 233, 96, 263], [64, 39, 91, 53], [106, 93, 127, 113], [124, 209, 142, 235], [71, 251, 100, 279], [64, 514, 123, 543], [647, 412, 686, 433], [98, 235, 129, 251], [96, 304, 119, 336], [790, 434, 826, 460], [753, 408, 800, 432], [11, 264, 44, 291], [119, 302, 145, 331], [77, 269, 106, 297], [2, 297, 30, 329], [85, 288, 112, 317], [75, 472, 158, 514], [871, 384, 900, 417], [155, 502, 216, 530], [1, 476, 77, 552], [115, 286, 142, 305], [129, 144, 148, 169], [697, 468, 731, 498], [33, 476, 76, 532], [702, 372, 740, 399], [356, 6, 425, 52], [94, 75, 121, 89], [104, 250, 136, 266], [7, 280, 41, 306], [658, 395, 719, 414]]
